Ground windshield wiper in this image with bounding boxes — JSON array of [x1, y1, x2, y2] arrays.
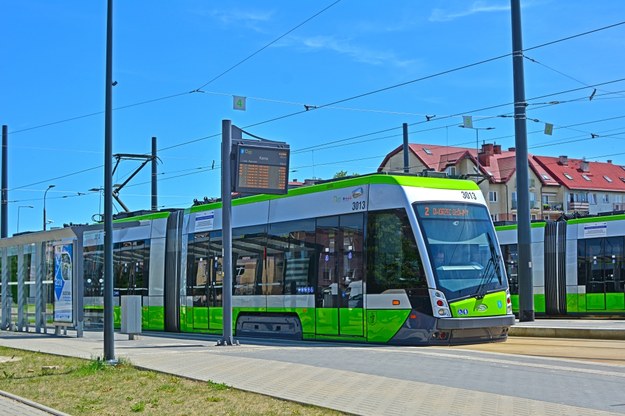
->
[[474, 233, 503, 299]]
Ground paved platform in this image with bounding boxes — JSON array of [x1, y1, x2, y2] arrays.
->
[[0, 318, 624, 416], [510, 318, 625, 340]]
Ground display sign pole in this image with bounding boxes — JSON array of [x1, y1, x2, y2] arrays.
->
[[219, 120, 234, 346]]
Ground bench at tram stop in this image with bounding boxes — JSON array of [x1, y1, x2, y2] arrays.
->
[[121, 295, 142, 340]]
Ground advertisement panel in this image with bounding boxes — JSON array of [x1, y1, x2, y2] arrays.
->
[[53, 243, 73, 323]]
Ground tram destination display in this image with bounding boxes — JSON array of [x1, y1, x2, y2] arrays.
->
[[234, 142, 289, 195]]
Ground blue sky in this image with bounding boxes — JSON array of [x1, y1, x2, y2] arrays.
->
[[2, 0, 624, 235]]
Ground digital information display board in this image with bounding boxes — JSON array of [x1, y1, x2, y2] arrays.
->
[[234, 142, 290, 195]]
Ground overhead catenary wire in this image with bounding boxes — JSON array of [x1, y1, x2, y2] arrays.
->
[[10, 76, 625, 196], [8, 20, 625, 196], [8, 19, 625, 137], [193, 0, 343, 92]]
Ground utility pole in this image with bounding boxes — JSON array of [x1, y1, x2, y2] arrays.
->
[[1, 125, 8, 239], [511, 0, 534, 322], [103, 0, 116, 361]]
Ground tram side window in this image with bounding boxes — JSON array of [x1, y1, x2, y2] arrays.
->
[[113, 240, 150, 297], [186, 233, 211, 307], [578, 237, 625, 293], [366, 209, 426, 293], [233, 225, 267, 296], [267, 220, 317, 295]]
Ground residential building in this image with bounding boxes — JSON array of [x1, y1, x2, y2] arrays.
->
[[378, 143, 625, 220]]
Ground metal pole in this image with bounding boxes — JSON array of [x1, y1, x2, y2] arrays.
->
[[151, 136, 157, 211], [475, 129, 480, 173], [17, 205, 33, 234], [220, 119, 234, 345], [402, 123, 409, 173], [103, 0, 116, 360], [511, 0, 534, 321], [1, 248, 8, 330], [2, 125, 8, 239], [43, 185, 55, 231]]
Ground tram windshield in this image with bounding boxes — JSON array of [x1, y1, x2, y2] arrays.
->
[[413, 202, 507, 301]]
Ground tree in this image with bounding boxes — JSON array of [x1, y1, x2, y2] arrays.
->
[[334, 170, 359, 179]]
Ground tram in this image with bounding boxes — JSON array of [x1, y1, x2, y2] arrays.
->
[[1, 173, 515, 345], [496, 213, 625, 315]]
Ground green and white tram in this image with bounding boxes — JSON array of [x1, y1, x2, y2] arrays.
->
[[182, 174, 514, 345]]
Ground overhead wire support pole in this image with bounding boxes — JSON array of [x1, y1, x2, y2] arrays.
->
[[511, 0, 534, 322], [152, 137, 157, 211], [103, 0, 116, 362]]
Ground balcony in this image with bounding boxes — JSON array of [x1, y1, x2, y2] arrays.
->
[[542, 203, 564, 211], [568, 201, 589, 212]]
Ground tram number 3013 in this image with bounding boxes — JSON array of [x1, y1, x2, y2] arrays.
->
[[352, 200, 366, 211], [461, 191, 477, 200]]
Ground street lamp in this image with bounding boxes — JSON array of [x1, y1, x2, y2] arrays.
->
[[458, 125, 495, 174], [43, 184, 55, 231], [16, 205, 33, 234], [89, 187, 104, 220]]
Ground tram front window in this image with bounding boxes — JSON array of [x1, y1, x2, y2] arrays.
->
[[414, 202, 508, 301]]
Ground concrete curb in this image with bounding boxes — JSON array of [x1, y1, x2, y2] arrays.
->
[[509, 326, 625, 340], [0, 389, 71, 416]]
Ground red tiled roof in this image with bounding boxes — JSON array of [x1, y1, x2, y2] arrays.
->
[[533, 156, 625, 191], [378, 143, 600, 189], [378, 143, 475, 174]]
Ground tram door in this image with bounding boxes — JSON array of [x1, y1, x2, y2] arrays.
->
[[584, 237, 625, 311], [604, 238, 624, 310], [189, 234, 223, 331], [315, 215, 364, 337]]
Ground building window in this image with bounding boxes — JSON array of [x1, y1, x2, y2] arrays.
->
[[604, 175, 613, 183], [564, 173, 573, 180], [541, 174, 551, 180], [491, 214, 498, 221], [571, 192, 589, 203], [423, 148, 432, 155], [603, 194, 610, 203], [445, 166, 456, 176], [489, 191, 497, 203], [582, 174, 591, 181]]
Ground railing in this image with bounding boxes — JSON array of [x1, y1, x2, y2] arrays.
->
[[542, 203, 564, 211], [568, 201, 589, 211]]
